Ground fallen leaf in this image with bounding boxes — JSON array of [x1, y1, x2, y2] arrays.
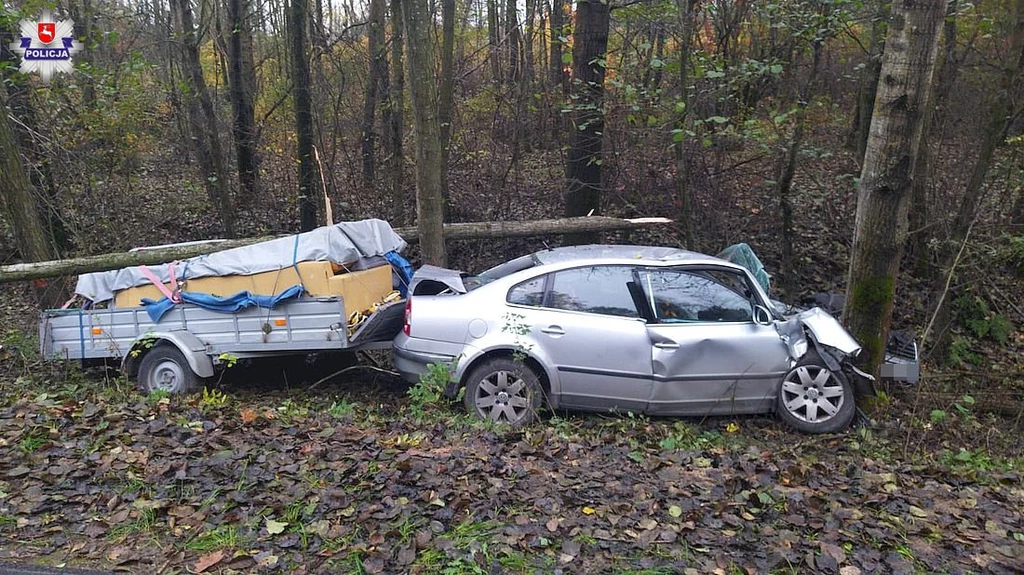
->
[[239, 408, 259, 424], [668, 505, 683, 518], [582, 506, 596, 515], [908, 506, 928, 518], [265, 518, 288, 535], [194, 550, 225, 573], [546, 518, 559, 532]]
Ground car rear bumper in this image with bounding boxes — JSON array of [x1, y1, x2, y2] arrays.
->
[[391, 334, 464, 384]]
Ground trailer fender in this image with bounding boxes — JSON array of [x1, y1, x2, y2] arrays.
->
[[122, 331, 214, 379]]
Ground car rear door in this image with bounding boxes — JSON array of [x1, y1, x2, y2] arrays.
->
[[636, 266, 790, 416], [509, 265, 652, 413]]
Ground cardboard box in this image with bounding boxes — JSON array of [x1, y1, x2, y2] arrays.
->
[[113, 261, 393, 312]]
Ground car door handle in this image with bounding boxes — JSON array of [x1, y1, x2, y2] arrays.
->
[[654, 342, 680, 350], [541, 326, 565, 336]]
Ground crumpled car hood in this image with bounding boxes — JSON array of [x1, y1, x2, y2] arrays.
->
[[409, 263, 468, 292], [795, 307, 861, 355]]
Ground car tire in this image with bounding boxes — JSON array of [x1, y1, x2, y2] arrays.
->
[[776, 350, 855, 434], [464, 357, 543, 427], [138, 344, 202, 395]]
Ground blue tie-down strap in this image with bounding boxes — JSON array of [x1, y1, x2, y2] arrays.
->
[[384, 251, 414, 297], [142, 285, 305, 323]]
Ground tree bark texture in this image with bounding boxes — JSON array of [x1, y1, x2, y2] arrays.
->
[[169, 0, 236, 238], [505, 0, 522, 83], [488, 0, 501, 82], [403, 0, 447, 265], [289, 0, 318, 231], [439, 0, 456, 177], [843, 0, 945, 376], [853, 0, 889, 161], [0, 218, 672, 284], [0, 95, 67, 307], [361, 0, 388, 191], [226, 0, 260, 203], [563, 0, 610, 245], [389, 0, 406, 224]]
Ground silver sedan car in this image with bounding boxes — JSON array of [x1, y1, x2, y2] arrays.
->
[[393, 245, 878, 433]]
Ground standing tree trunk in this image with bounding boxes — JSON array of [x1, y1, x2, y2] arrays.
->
[[1, 29, 68, 255], [389, 0, 406, 224], [506, 0, 522, 83], [524, 0, 536, 84], [226, 0, 260, 203], [673, 0, 698, 249], [775, 39, 824, 294], [851, 0, 889, 160], [925, 0, 1024, 359], [169, 0, 236, 238], [361, 0, 389, 191], [843, 0, 945, 376], [439, 0, 456, 177], [549, 0, 566, 94], [563, 0, 610, 245], [488, 0, 501, 83], [403, 0, 447, 265], [548, 0, 567, 143], [290, 0, 318, 231], [908, 0, 959, 277], [0, 95, 66, 308]]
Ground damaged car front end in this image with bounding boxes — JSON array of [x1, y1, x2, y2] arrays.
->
[[774, 307, 878, 398]]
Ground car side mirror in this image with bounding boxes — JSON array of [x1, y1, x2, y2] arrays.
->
[[753, 305, 773, 326]]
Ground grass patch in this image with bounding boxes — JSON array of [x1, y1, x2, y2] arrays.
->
[[108, 508, 157, 539], [186, 524, 244, 552]]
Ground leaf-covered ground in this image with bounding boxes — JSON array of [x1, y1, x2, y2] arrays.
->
[[0, 355, 1021, 575]]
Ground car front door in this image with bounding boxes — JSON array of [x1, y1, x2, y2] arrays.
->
[[636, 266, 790, 416], [508, 265, 652, 413]]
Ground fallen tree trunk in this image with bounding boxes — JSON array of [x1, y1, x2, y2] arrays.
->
[[0, 216, 672, 284]]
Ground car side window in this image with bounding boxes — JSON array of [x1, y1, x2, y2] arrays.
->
[[640, 269, 753, 323], [547, 266, 639, 318], [507, 275, 547, 306]]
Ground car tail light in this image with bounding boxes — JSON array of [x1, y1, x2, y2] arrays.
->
[[403, 298, 412, 336]]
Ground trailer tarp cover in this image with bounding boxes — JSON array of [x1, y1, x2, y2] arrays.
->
[[76, 219, 406, 303]]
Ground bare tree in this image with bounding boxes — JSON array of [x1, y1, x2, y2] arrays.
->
[[388, 0, 406, 224], [563, 0, 611, 244], [488, 0, 501, 82], [226, 0, 260, 202], [925, 0, 1024, 357], [361, 0, 389, 190], [851, 0, 889, 161], [169, 0, 236, 237], [403, 0, 446, 265], [843, 0, 945, 375], [289, 0, 318, 231], [0, 95, 66, 308]]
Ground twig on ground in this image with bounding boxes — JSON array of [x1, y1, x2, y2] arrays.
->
[[307, 365, 400, 390]]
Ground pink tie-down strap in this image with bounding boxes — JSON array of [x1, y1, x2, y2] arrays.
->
[[138, 261, 182, 303]]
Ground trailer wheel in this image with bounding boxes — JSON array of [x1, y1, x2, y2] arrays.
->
[[138, 344, 202, 395]]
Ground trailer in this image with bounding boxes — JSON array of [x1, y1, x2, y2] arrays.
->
[[39, 219, 411, 394], [40, 297, 404, 393]]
